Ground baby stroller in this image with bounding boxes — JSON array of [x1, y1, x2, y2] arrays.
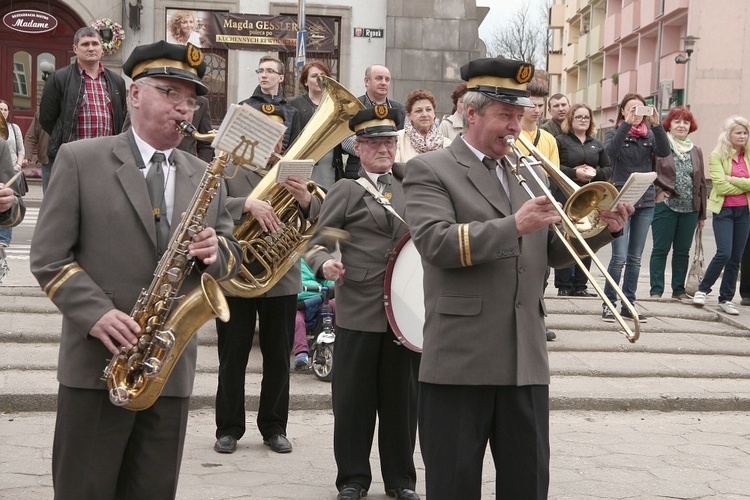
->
[[299, 285, 335, 381]]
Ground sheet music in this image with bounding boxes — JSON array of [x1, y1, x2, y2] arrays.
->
[[212, 104, 286, 169], [611, 172, 657, 210], [275, 160, 315, 184]]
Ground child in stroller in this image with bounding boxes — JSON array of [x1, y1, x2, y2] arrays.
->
[[294, 258, 336, 380]]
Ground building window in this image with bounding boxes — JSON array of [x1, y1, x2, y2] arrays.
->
[[13, 61, 29, 97]]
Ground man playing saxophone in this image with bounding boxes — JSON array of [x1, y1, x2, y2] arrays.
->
[[30, 41, 241, 499]]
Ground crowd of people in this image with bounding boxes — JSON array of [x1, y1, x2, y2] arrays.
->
[[4, 25, 750, 500]]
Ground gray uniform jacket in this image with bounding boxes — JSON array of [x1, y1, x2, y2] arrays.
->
[[306, 164, 408, 332], [0, 140, 26, 227], [403, 137, 615, 386], [223, 165, 321, 297], [30, 132, 241, 397]]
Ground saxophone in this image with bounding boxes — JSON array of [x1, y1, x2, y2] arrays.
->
[[102, 123, 236, 410]]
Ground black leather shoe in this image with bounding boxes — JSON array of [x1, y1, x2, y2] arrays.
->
[[546, 330, 556, 341], [263, 433, 292, 453], [557, 288, 574, 296], [573, 289, 597, 297], [387, 488, 420, 500], [338, 484, 367, 500], [214, 435, 237, 454]]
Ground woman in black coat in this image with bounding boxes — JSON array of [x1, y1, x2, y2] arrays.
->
[[553, 103, 612, 297]]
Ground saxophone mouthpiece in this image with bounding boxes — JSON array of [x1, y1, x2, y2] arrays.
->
[[177, 121, 197, 137], [177, 121, 217, 143]]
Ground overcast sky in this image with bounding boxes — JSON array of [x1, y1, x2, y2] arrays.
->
[[476, 0, 548, 45]]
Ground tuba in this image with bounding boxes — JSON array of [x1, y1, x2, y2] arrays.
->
[[219, 75, 365, 297], [102, 128, 247, 410]]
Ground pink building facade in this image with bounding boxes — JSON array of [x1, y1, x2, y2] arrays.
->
[[549, 0, 750, 151]]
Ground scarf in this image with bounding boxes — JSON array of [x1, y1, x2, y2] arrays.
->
[[404, 118, 445, 154], [627, 121, 649, 138], [667, 132, 694, 161]]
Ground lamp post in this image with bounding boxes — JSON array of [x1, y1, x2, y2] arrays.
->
[[674, 35, 699, 106]]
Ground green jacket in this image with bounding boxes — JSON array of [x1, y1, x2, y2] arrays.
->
[[707, 148, 750, 214], [298, 258, 334, 301]]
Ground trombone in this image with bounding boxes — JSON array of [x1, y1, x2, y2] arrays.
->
[[504, 135, 640, 343]]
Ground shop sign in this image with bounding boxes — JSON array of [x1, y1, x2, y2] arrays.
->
[[207, 14, 337, 53], [3, 10, 58, 34]]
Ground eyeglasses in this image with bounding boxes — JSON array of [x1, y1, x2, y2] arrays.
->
[[255, 68, 279, 75], [573, 115, 591, 121], [139, 80, 200, 111], [359, 138, 397, 149]]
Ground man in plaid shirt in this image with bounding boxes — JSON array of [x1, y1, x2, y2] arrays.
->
[[40, 27, 127, 165]]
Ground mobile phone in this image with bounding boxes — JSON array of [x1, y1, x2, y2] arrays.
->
[[635, 105, 652, 116]]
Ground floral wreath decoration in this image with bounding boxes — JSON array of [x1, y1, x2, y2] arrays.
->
[[91, 18, 125, 56]]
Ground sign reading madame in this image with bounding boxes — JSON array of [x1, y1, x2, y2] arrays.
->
[[3, 10, 58, 34], [206, 14, 336, 52]]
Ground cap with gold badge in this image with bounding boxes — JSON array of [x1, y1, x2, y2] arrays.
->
[[348, 106, 399, 137], [123, 41, 208, 95], [461, 58, 535, 108]]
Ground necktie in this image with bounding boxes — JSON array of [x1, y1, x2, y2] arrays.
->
[[482, 156, 510, 199], [377, 173, 394, 228], [147, 152, 170, 256]]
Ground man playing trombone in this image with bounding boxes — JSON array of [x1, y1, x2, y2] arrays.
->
[[402, 58, 633, 500]]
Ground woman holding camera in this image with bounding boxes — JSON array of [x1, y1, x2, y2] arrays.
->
[[649, 106, 706, 300], [601, 93, 670, 323]]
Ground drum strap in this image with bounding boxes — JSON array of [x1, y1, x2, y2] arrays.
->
[[356, 178, 409, 228]]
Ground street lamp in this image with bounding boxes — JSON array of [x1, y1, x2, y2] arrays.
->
[[674, 36, 699, 106]]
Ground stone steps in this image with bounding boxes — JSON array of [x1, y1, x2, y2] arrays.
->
[[2, 286, 749, 412]]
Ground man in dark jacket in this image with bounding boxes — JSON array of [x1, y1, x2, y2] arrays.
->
[[239, 55, 300, 153], [39, 27, 127, 163], [341, 64, 406, 179]]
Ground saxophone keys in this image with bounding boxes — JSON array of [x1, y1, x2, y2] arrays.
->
[[127, 353, 143, 369], [154, 329, 176, 351], [138, 335, 152, 350], [143, 357, 163, 376], [109, 387, 131, 406], [166, 267, 182, 282]]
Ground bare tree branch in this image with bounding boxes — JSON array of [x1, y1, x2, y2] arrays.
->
[[486, 3, 549, 68]]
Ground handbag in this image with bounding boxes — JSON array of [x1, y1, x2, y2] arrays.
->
[[685, 227, 704, 297]]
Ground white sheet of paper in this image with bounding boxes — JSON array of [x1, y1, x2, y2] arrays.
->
[[611, 171, 657, 210], [211, 104, 286, 169], [275, 160, 315, 184]]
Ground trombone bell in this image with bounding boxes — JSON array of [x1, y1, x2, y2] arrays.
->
[[515, 134, 619, 239]]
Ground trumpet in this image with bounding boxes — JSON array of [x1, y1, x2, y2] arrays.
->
[[504, 135, 640, 343]]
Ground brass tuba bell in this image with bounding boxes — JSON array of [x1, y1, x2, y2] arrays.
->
[[219, 76, 365, 297]]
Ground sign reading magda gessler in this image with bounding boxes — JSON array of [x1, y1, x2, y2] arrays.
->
[[3, 10, 58, 34], [206, 13, 336, 52]]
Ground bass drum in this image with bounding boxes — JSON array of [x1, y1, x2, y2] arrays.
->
[[384, 233, 424, 352]]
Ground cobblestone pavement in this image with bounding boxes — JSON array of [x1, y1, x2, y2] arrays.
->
[[2, 409, 749, 499]]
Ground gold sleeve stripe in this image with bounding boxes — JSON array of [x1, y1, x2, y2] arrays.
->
[[0, 198, 22, 227], [44, 263, 83, 299], [458, 224, 472, 267]]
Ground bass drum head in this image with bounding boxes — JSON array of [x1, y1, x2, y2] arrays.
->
[[384, 233, 424, 352]]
